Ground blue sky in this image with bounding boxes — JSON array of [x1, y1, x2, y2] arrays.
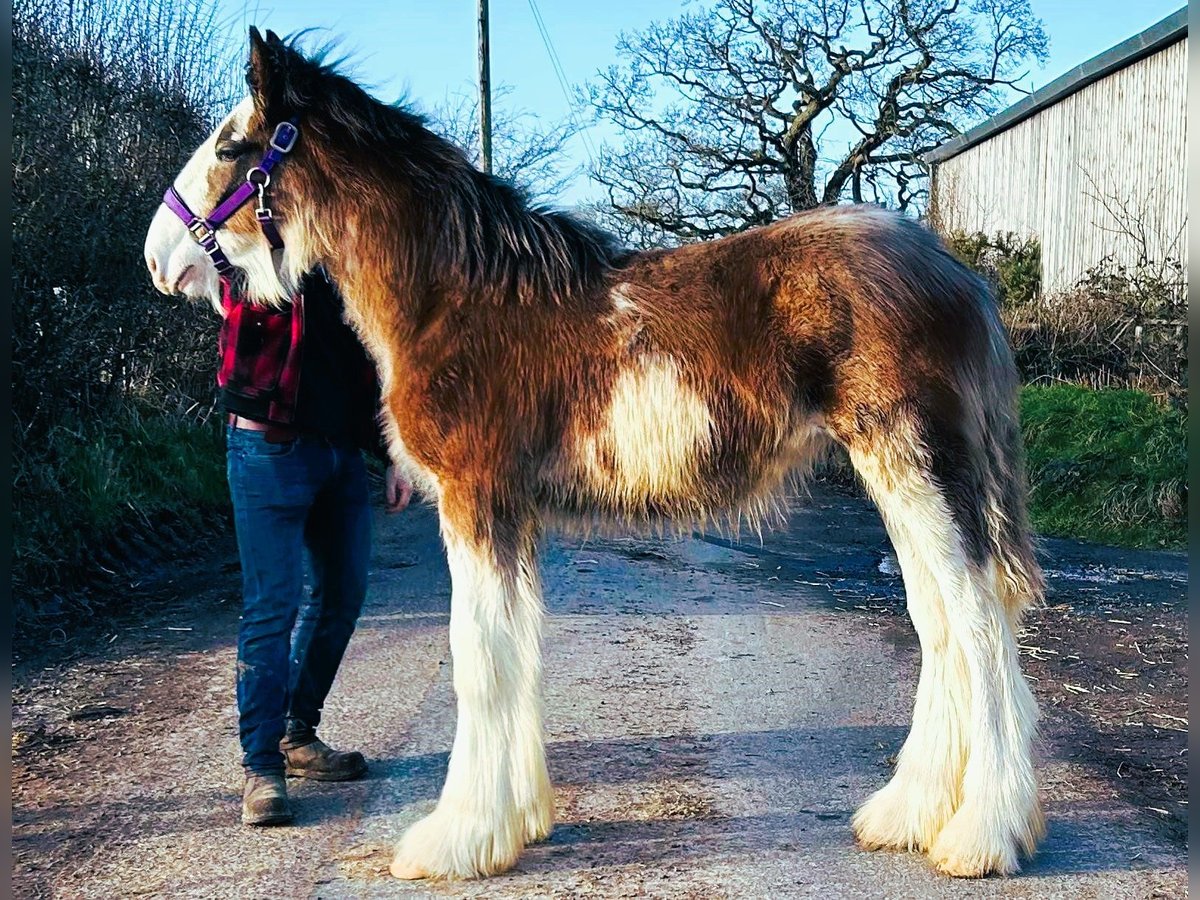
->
[[216, 0, 1184, 205]]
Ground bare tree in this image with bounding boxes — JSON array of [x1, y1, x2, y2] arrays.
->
[[13, 0, 240, 435], [428, 86, 580, 202], [585, 0, 1048, 246]]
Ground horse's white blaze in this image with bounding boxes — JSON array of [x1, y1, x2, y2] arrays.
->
[[849, 445, 1040, 876], [144, 199, 223, 309], [392, 514, 551, 879], [142, 97, 290, 306], [583, 354, 713, 502]]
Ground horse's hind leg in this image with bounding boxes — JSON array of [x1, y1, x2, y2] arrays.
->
[[842, 420, 1042, 877], [848, 480, 967, 853], [391, 486, 552, 880]]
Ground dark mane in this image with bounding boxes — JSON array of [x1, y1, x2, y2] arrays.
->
[[269, 35, 628, 304]]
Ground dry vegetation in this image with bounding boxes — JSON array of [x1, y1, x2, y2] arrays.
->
[[945, 230, 1186, 398], [1019, 594, 1188, 841], [12, 0, 241, 623]]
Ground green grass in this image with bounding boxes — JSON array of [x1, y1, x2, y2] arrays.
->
[[1020, 385, 1186, 549], [14, 407, 229, 594]]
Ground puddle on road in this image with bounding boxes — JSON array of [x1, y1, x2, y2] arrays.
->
[[682, 533, 905, 616], [1043, 564, 1188, 586]]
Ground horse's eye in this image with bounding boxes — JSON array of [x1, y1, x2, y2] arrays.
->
[[216, 142, 253, 162]]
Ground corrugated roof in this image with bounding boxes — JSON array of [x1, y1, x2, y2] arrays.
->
[[924, 7, 1187, 165]]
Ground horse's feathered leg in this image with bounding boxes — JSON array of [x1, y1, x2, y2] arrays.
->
[[391, 485, 551, 880], [840, 411, 1042, 877], [848, 451, 967, 853]]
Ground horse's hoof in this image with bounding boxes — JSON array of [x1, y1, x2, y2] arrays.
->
[[926, 805, 1021, 878], [851, 777, 953, 853], [390, 805, 524, 880], [389, 857, 428, 880]]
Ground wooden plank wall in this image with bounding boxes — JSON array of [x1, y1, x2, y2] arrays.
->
[[931, 38, 1187, 292]]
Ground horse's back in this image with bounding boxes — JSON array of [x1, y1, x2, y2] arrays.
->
[[534, 205, 1012, 531]]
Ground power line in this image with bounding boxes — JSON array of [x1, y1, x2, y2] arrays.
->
[[526, 0, 599, 170]]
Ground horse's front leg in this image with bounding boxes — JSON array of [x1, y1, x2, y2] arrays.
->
[[391, 493, 551, 880]]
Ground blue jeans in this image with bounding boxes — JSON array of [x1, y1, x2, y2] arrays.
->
[[226, 425, 371, 775]]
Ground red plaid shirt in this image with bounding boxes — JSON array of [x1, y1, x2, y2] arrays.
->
[[218, 276, 388, 459], [218, 279, 305, 425]]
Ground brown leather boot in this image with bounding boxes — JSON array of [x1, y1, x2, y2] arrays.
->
[[280, 735, 368, 782], [242, 773, 293, 826]]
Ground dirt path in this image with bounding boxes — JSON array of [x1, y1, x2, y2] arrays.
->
[[12, 483, 1187, 899]]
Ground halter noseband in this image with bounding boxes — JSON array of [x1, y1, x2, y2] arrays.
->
[[163, 119, 300, 276]]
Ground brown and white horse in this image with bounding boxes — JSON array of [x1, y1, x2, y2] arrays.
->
[[144, 30, 1045, 881]]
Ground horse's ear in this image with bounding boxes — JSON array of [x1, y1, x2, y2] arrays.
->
[[247, 26, 284, 120], [248, 26, 270, 93]]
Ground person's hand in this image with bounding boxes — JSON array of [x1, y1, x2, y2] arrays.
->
[[385, 465, 413, 513]]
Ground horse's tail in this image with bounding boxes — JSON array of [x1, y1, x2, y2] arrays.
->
[[975, 292, 1044, 622]]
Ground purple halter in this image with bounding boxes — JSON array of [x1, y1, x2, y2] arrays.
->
[[163, 120, 300, 276]]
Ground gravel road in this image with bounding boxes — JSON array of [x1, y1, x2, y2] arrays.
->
[[12, 483, 1187, 899]]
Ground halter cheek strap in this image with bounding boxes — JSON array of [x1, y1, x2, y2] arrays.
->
[[164, 119, 300, 275]]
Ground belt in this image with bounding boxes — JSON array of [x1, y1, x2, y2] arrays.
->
[[228, 413, 301, 444]]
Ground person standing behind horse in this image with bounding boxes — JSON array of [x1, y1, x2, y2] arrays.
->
[[219, 265, 412, 825]]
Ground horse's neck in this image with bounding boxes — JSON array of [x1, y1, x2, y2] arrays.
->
[[300, 199, 413, 385], [314, 192, 424, 317]]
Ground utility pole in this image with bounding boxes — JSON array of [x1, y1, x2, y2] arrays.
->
[[478, 0, 492, 174]]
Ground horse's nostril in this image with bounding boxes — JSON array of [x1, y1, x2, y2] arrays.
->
[[148, 256, 159, 277]]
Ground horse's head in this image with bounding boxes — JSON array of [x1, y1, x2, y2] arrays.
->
[[145, 27, 607, 315], [144, 28, 329, 306]]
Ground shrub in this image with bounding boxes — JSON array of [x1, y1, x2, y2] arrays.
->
[[13, 0, 238, 603], [944, 230, 1041, 306], [1002, 258, 1186, 400], [944, 229, 1185, 399]]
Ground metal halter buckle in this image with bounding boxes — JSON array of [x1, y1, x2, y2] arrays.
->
[[252, 177, 271, 218], [188, 218, 214, 241], [270, 121, 299, 153]]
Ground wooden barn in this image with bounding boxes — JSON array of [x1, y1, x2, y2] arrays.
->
[[926, 9, 1188, 294]]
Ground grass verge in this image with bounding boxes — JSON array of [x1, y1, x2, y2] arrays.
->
[[14, 407, 230, 608], [1021, 385, 1186, 549]]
